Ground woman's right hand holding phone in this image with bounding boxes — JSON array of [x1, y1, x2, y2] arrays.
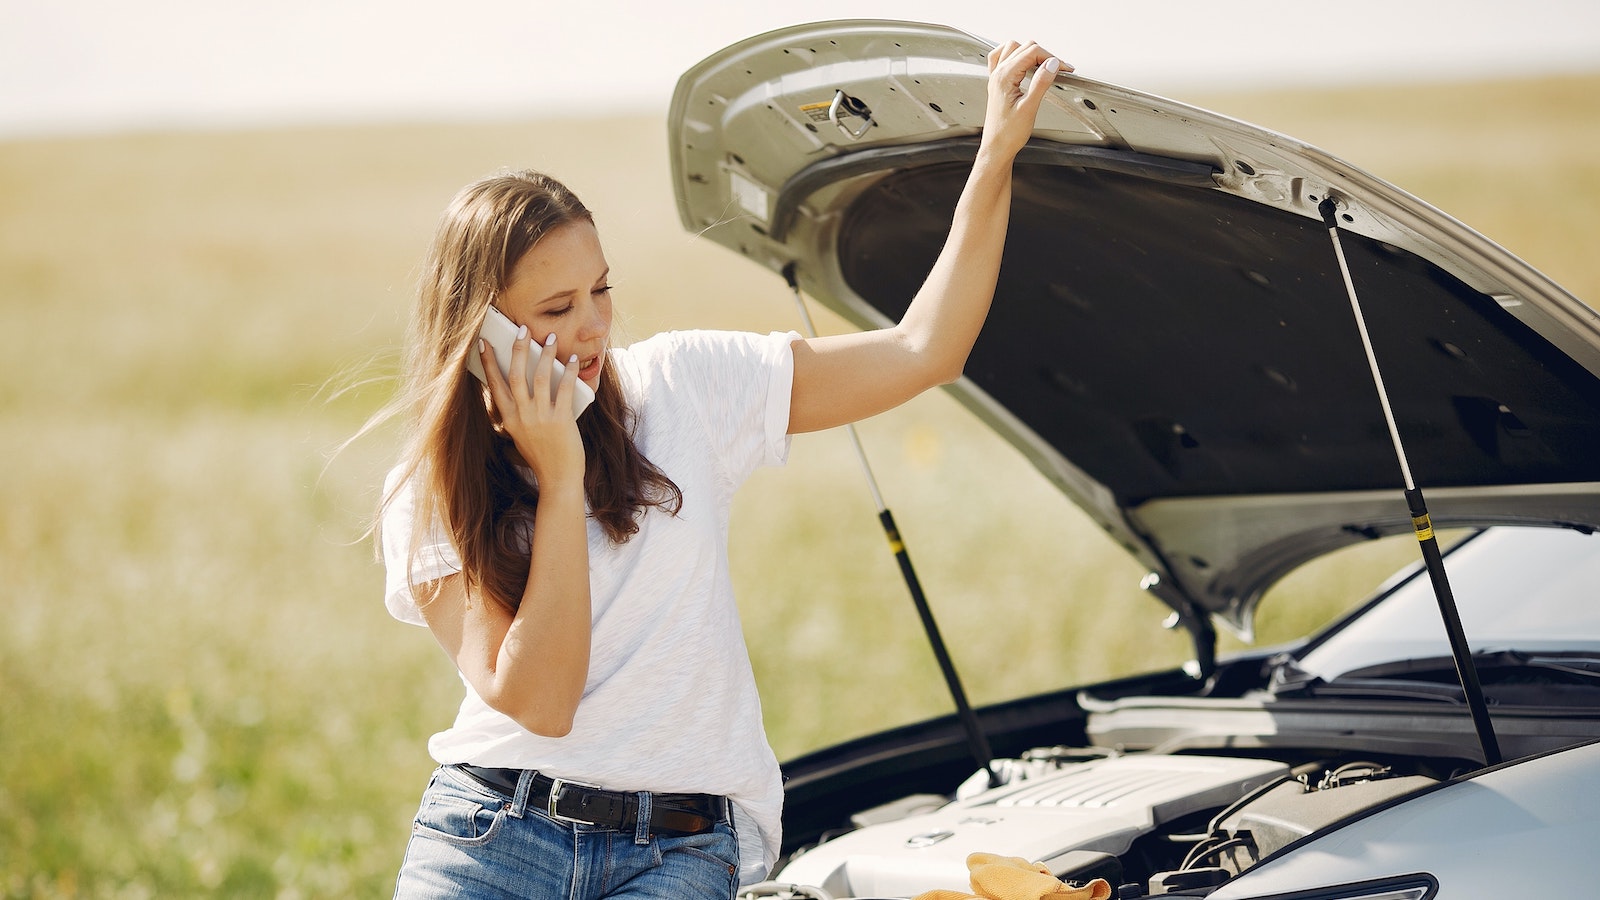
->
[[479, 326, 587, 492]]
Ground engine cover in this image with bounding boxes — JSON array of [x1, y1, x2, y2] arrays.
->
[[776, 754, 1289, 898]]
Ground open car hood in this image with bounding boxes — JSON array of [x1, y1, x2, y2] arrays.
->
[[668, 20, 1600, 636]]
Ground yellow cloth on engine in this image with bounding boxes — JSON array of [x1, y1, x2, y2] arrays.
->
[[909, 852, 1112, 900]]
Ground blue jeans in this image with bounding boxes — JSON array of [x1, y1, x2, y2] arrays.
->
[[394, 766, 740, 899]]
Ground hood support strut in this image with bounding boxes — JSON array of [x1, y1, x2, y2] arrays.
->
[[782, 263, 1000, 789], [1319, 198, 1503, 767]]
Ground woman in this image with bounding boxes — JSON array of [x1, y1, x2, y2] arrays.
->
[[381, 41, 1067, 900]]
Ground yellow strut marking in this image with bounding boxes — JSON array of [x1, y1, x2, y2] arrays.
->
[[1412, 513, 1434, 542]]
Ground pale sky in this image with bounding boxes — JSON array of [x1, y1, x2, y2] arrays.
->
[[2, 0, 1597, 137]]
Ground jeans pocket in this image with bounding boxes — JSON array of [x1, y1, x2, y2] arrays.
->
[[412, 782, 509, 848], [643, 822, 740, 899], [661, 821, 740, 875]]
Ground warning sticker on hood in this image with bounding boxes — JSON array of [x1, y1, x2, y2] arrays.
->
[[798, 100, 833, 124]]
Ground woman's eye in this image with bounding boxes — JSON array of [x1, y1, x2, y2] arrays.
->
[[594, 285, 613, 296], [547, 305, 574, 317]]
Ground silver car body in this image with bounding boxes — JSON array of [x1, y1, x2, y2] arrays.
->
[[670, 19, 1600, 900]]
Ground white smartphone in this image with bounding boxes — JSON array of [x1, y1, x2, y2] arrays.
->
[[466, 305, 596, 417]]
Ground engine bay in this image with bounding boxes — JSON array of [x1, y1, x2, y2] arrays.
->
[[744, 746, 1448, 899]]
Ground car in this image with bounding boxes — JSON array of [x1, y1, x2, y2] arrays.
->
[[667, 19, 1600, 900]]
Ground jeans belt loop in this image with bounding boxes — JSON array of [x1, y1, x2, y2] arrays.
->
[[511, 769, 536, 819], [633, 790, 652, 845]]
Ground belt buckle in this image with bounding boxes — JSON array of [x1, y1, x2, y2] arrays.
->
[[546, 777, 601, 825]]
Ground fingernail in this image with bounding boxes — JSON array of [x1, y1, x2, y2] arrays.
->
[[545, 333, 557, 347], [478, 338, 486, 354], [568, 354, 578, 364], [515, 324, 527, 340], [1043, 57, 1061, 74]]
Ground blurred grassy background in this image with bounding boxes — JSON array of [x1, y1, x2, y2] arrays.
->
[[2, 73, 1597, 896]]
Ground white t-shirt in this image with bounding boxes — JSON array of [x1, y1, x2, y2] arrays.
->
[[382, 329, 799, 884]]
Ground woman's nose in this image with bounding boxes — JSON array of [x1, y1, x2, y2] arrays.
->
[[575, 302, 609, 342]]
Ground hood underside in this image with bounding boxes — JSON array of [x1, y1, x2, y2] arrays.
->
[[669, 20, 1600, 633]]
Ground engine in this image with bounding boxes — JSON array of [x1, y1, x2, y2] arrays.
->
[[744, 749, 1439, 899]]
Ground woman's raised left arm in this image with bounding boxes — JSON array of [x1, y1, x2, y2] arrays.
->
[[788, 41, 1069, 434]]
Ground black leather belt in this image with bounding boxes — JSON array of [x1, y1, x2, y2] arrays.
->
[[455, 765, 728, 837]]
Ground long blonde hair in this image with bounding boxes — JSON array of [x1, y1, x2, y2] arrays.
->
[[383, 171, 680, 614]]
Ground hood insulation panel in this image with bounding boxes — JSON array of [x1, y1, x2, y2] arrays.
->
[[839, 158, 1600, 504]]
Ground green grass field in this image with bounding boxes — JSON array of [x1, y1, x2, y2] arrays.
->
[[3, 72, 1597, 896]]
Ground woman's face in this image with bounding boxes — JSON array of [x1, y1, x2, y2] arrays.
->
[[496, 220, 614, 391]]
